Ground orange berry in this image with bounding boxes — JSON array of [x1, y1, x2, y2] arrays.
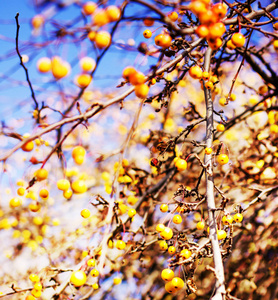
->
[[17, 187, 25, 196], [216, 124, 225, 132], [122, 66, 136, 81], [161, 268, 174, 281], [208, 37, 222, 50], [143, 29, 152, 39], [37, 57, 51, 73], [92, 9, 110, 26], [94, 31, 111, 48], [31, 15, 44, 29], [105, 5, 121, 22], [154, 33, 172, 48], [160, 204, 168, 213], [29, 201, 41, 212], [21, 140, 34, 152], [129, 71, 145, 85], [198, 9, 218, 25], [134, 84, 149, 98], [76, 74, 92, 88], [88, 31, 96, 41], [217, 154, 229, 165], [273, 40, 278, 51], [195, 25, 209, 38], [51, 57, 70, 79], [208, 22, 226, 39], [180, 248, 192, 259], [189, 65, 202, 79], [227, 39, 236, 50], [168, 246, 176, 254], [165, 281, 176, 293], [204, 147, 212, 155], [143, 18, 154, 26], [205, 81, 214, 89], [39, 189, 49, 199], [82, 1, 97, 15], [196, 221, 205, 230], [211, 3, 227, 19], [159, 240, 168, 250], [173, 214, 182, 224], [189, 1, 207, 16], [168, 11, 179, 22], [202, 71, 210, 80], [79, 57, 96, 72], [72, 146, 86, 159], [174, 158, 187, 171], [231, 33, 245, 47]]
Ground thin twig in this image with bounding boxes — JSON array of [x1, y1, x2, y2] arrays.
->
[[15, 13, 38, 110]]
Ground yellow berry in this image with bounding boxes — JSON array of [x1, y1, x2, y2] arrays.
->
[[70, 270, 87, 287], [161, 268, 174, 281], [173, 214, 182, 224], [81, 209, 91, 218]]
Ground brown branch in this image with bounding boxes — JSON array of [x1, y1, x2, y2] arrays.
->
[[15, 13, 38, 110]]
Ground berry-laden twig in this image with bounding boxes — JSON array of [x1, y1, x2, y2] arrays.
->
[[203, 47, 226, 300]]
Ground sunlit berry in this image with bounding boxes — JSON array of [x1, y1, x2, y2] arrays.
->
[[160, 204, 168, 213], [37, 57, 51, 73], [205, 147, 212, 155], [115, 240, 126, 250], [35, 168, 48, 181], [81, 209, 91, 218], [79, 57, 96, 72], [174, 158, 187, 171], [95, 31, 111, 49], [39, 189, 49, 199], [70, 270, 87, 287], [180, 249, 191, 259], [165, 281, 176, 293], [17, 187, 25, 196], [143, 29, 152, 39], [160, 227, 173, 240], [234, 213, 243, 223], [82, 1, 97, 15], [128, 208, 136, 218], [156, 223, 165, 232], [113, 277, 122, 285], [231, 33, 245, 47], [106, 6, 121, 22], [92, 9, 110, 26], [57, 179, 70, 191], [211, 3, 227, 19], [76, 74, 92, 88], [134, 84, 149, 99], [217, 229, 227, 240], [90, 269, 99, 277], [216, 124, 225, 132], [171, 277, 184, 290], [31, 15, 44, 29], [222, 215, 233, 225], [217, 154, 229, 165], [168, 11, 178, 22], [71, 180, 87, 194], [9, 197, 22, 208], [168, 246, 176, 255], [173, 214, 182, 224], [189, 65, 202, 79], [154, 33, 172, 48], [196, 221, 205, 230], [159, 240, 168, 250], [161, 268, 174, 281]]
